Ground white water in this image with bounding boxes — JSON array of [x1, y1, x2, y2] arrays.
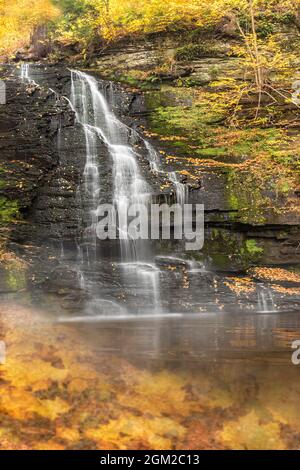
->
[[69, 70, 164, 314], [70, 71, 101, 248], [144, 140, 189, 204], [20, 63, 30, 81], [20, 63, 38, 86], [70, 70, 151, 259], [257, 284, 277, 313], [169, 171, 189, 205], [58, 312, 184, 323], [144, 140, 162, 174], [120, 262, 162, 312]]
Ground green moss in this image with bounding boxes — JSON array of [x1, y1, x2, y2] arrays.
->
[[195, 147, 227, 157], [175, 42, 224, 61], [0, 197, 20, 225], [225, 171, 269, 225], [5, 267, 26, 291], [148, 93, 283, 162], [204, 229, 265, 270], [146, 84, 298, 223]]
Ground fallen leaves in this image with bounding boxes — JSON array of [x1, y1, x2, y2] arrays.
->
[[218, 410, 285, 450], [0, 302, 300, 450], [250, 267, 300, 285], [225, 277, 256, 295]]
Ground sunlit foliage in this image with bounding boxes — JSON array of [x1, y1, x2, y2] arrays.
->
[[52, 0, 300, 42], [0, 0, 59, 57]]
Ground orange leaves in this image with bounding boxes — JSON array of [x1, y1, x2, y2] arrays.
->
[[1, 302, 300, 450], [250, 267, 300, 285], [218, 411, 286, 450], [225, 276, 256, 295], [86, 415, 186, 450]]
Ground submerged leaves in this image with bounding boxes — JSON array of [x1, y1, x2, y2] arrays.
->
[[0, 303, 300, 449]]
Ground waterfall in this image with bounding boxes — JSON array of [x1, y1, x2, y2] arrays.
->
[[20, 63, 38, 86], [69, 71, 101, 249], [144, 140, 162, 174], [19, 65, 198, 315], [257, 284, 276, 313], [69, 70, 163, 313], [70, 70, 151, 259], [20, 63, 30, 81], [169, 172, 188, 205], [144, 140, 188, 204]]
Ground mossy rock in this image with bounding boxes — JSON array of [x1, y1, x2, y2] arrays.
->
[[0, 197, 20, 225], [175, 42, 226, 61]]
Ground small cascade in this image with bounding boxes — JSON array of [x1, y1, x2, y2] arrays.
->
[[78, 270, 86, 290], [169, 171, 188, 205], [121, 262, 162, 313], [144, 140, 162, 174], [20, 63, 30, 81], [144, 140, 188, 204], [257, 284, 277, 313], [20, 63, 38, 85], [141, 266, 161, 312]]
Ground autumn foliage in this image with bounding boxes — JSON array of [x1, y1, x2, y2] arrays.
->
[[0, 0, 59, 58], [1, 0, 300, 59]]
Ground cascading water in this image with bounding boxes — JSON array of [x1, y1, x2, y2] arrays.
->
[[70, 71, 101, 250], [69, 70, 162, 314], [257, 284, 277, 313], [19, 65, 202, 318], [20, 63, 38, 85], [144, 140, 188, 205], [20, 63, 30, 81], [169, 172, 189, 205], [70, 70, 151, 259]]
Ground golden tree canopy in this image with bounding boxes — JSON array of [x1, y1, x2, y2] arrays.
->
[[0, 0, 59, 57]]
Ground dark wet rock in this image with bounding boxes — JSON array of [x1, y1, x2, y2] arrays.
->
[[155, 256, 191, 268], [0, 67, 81, 241]]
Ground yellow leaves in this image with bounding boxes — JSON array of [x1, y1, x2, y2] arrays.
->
[[218, 410, 285, 450], [34, 441, 65, 450], [257, 370, 300, 430], [55, 426, 81, 442], [4, 357, 68, 388], [1, 302, 300, 449], [37, 397, 71, 421], [86, 415, 186, 450], [250, 267, 300, 285], [0, 387, 69, 421], [0, 0, 59, 58], [117, 370, 189, 418], [247, 267, 300, 296], [225, 276, 256, 295], [159, 135, 188, 142]]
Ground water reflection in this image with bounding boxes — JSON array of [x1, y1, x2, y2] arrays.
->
[[1, 299, 300, 449]]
